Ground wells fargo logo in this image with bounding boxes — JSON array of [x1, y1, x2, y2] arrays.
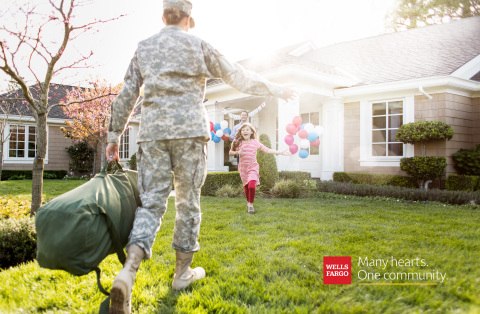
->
[[323, 256, 352, 284]]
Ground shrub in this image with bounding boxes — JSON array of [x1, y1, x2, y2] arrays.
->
[[215, 184, 243, 198], [201, 172, 243, 196], [452, 144, 480, 176], [279, 171, 311, 184], [446, 175, 480, 191], [333, 172, 417, 188], [257, 134, 278, 190], [127, 153, 137, 170], [65, 141, 95, 175], [43, 172, 57, 179], [0, 196, 31, 219], [395, 121, 454, 145], [8, 175, 26, 180], [271, 179, 301, 198], [1, 170, 67, 181], [316, 181, 480, 206], [400, 156, 447, 186], [0, 218, 37, 270]]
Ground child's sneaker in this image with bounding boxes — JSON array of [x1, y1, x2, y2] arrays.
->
[[247, 204, 254, 214]]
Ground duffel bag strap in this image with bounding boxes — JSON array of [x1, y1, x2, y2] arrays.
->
[[94, 267, 111, 296], [101, 160, 124, 175]]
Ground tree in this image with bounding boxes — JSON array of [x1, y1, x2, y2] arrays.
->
[[388, 0, 480, 31], [257, 133, 279, 190], [61, 78, 121, 175], [0, 1, 122, 215]]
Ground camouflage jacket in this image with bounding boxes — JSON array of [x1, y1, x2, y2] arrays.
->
[[107, 25, 284, 144]]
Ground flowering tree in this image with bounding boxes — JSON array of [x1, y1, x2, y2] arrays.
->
[[0, 0, 123, 215], [61, 78, 121, 175]]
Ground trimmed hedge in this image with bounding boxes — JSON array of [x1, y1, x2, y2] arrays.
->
[[1, 170, 68, 181], [400, 156, 447, 182], [279, 171, 312, 183], [446, 175, 480, 191], [333, 172, 417, 188], [201, 171, 243, 196], [0, 218, 37, 270], [316, 181, 480, 206], [257, 134, 278, 190]]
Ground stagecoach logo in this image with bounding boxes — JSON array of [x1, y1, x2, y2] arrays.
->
[[323, 256, 352, 284]]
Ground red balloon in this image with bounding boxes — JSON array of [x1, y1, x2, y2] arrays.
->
[[311, 139, 320, 147], [221, 135, 229, 141], [292, 116, 302, 127], [289, 144, 298, 154], [286, 123, 297, 135], [210, 121, 214, 132], [298, 129, 308, 139]]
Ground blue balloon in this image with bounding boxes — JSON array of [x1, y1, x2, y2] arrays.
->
[[213, 135, 221, 143], [307, 131, 318, 142], [210, 131, 215, 140], [299, 149, 309, 159], [300, 123, 305, 129], [213, 123, 221, 131], [223, 128, 232, 135]]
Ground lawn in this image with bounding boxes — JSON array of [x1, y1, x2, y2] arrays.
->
[[0, 181, 479, 313]]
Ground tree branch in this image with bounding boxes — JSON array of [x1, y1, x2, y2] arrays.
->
[[50, 92, 118, 110]]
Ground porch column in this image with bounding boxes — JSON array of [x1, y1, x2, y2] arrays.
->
[[207, 105, 227, 172], [277, 98, 300, 171], [321, 97, 344, 180]]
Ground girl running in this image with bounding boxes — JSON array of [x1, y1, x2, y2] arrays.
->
[[229, 123, 291, 213]]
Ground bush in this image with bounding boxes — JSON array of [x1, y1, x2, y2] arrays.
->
[[333, 172, 417, 188], [0, 218, 37, 270], [316, 181, 480, 206], [400, 156, 447, 185], [452, 144, 480, 176], [271, 179, 301, 198], [8, 175, 26, 180], [65, 141, 95, 175], [1, 170, 67, 181], [127, 153, 137, 170], [0, 196, 31, 219], [215, 184, 243, 198], [279, 171, 311, 184], [201, 172, 243, 196], [395, 121, 454, 144], [257, 134, 278, 190], [446, 175, 480, 191]]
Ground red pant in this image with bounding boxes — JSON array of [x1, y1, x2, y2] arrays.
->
[[244, 180, 256, 203]]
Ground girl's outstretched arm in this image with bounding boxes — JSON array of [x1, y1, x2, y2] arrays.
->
[[266, 149, 292, 156]]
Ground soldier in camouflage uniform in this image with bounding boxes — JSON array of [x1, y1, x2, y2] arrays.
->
[[105, 0, 298, 312]]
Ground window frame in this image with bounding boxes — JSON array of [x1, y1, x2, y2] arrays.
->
[[3, 123, 48, 164], [119, 128, 131, 161]]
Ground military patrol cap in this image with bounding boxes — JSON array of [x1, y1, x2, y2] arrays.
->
[[163, 0, 192, 15]]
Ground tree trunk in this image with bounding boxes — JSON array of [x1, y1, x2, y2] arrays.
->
[[31, 111, 47, 216], [0, 144, 3, 181], [92, 148, 97, 177], [100, 141, 106, 167]]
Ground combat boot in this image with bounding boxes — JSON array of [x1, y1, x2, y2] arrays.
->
[[109, 245, 144, 314], [172, 251, 205, 290]]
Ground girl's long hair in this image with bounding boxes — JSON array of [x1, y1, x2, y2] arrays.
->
[[231, 122, 257, 151]]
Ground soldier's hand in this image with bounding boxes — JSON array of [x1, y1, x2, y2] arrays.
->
[[282, 85, 300, 102], [106, 143, 120, 161]]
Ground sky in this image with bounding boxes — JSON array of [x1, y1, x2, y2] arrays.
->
[[0, 0, 397, 92]]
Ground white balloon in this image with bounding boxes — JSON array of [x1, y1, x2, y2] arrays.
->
[[304, 123, 314, 132], [215, 130, 224, 137], [299, 139, 310, 149], [314, 126, 324, 135], [220, 120, 228, 130]]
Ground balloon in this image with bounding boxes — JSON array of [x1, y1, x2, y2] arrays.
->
[[220, 120, 228, 130], [304, 123, 314, 132], [213, 123, 221, 131], [213, 135, 221, 143], [289, 144, 298, 154], [286, 123, 297, 135], [284, 134, 294, 146], [292, 116, 302, 127], [311, 139, 320, 147], [300, 123, 305, 130], [215, 130, 224, 137], [314, 126, 324, 135], [299, 149, 309, 159], [298, 129, 308, 139], [210, 131, 215, 140], [223, 128, 232, 135], [299, 139, 310, 149], [210, 121, 214, 132], [307, 131, 318, 142], [221, 135, 230, 141]]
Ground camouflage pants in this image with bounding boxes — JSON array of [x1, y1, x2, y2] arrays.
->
[[126, 137, 208, 259]]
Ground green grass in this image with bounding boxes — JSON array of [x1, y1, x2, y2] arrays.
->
[[1, 179, 86, 203], [0, 182, 479, 313]]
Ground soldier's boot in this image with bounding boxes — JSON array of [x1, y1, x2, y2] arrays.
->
[[109, 245, 144, 314], [172, 251, 206, 291]]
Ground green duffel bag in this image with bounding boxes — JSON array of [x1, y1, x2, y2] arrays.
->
[[35, 161, 141, 295]]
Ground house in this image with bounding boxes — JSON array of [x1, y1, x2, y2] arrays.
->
[[2, 16, 479, 181], [204, 16, 480, 180]]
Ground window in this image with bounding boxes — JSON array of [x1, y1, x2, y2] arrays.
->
[[300, 112, 319, 155], [8, 124, 37, 159], [371, 101, 403, 157], [119, 128, 130, 160]]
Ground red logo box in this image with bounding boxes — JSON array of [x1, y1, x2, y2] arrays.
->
[[323, 256, 351, 284]]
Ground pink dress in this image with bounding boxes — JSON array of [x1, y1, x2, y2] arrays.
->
[[238, 139, 270, 186]]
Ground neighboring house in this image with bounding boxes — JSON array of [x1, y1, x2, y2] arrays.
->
[[205, 16, 480, 180], [3, 17, 479, 180], [0, 84, 135, 173]]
